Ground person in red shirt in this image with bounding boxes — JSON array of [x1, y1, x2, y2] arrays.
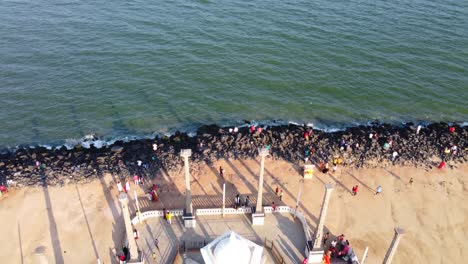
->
[[352, 185, 359, 196], [322, 250, 331, 264]]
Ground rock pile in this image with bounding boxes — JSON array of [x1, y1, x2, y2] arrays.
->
[[0, 122, 466, 187]]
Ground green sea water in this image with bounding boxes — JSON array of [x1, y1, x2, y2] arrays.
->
[[0, 0, 467, 148]]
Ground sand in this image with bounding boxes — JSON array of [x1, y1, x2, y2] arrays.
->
[[0, 159, 467, 264]]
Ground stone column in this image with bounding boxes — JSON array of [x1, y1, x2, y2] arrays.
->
[[180, 149, 196, 227], [252, 147, 269, 225], [308, 183, 334, 263], [383, 228, 405, 264], [294, 179, 304, 218], [256, 148, 269, 213], [118, 193, 139, 261]]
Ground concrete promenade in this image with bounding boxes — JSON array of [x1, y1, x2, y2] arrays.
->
[[136, 213, 306, 264]]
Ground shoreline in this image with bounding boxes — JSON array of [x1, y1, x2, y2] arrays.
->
[[0, 121, 466, 187]]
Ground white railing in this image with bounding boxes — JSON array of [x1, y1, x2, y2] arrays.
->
[[130, 205, 365, 263], [131, 205, 312, 249]]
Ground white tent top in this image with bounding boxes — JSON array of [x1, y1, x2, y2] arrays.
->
[[200, 231, 264, 264]]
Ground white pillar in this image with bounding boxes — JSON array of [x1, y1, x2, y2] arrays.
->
[[180, 149, 193, 215], [118, 193, 139, 260], [361, 247, 369, 264], [134, 190, 141, 223], [252, 148, 269, 226], [255, 148, 269, 213], [312, 183, 334, 249], [383, 228, 405, 264], [295, 179, 304, 218], [308, 183, 334, 263]]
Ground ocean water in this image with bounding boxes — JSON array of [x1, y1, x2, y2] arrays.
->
[[0, 0, 467, 148]]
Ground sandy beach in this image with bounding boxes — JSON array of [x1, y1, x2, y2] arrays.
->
[[1, 159, 467, 264]]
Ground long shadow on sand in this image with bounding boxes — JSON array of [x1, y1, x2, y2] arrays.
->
[[75, 184, 100, 261], [40, 173, 65, 263]]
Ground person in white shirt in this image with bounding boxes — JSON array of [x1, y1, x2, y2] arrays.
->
[[117, 180, 123, 192]]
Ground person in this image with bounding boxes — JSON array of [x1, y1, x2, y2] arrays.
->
[[117, 180, 123, 192], [444, 147, 450, 155], [219, 166, 224, 178], [438, 160, 446, 169], [340, 138, 346, 147], [234, 127, 239, 133], [0, 184, 7, 194], [137, 160, 142, 167], [329, 240, 338, 257], [409, 178, 414, 185], [302, 257, 308, 264], [373, 133, 379, 141], [271, 201, 276, 211], [338, 241, 350, 258], [119, 253, 126, 264], [133, 229, 139, 239], [319, 161, 325, 172], [151, 185, 158, 202], [151, 190, 159, 202], [279, 190, 283, 201], [275, 186, 279, 196], [152, 143, 158, 151], [352, 185, 358, 196], [392, 151, 398, 161], [235, 194, 240, 209], [449, 126, 455, 133], [333, 163, 338, 173], [416, 125, 422, 134], [322, 250, 331, 264], [244, 196, 250, 207], [154, 238, 160, 250], [323, 163, 329, 174], [376, 185, 382, 195], [338, 234, 344, 242], [383, 142, 390, 150], [152, 251, 157, 261], [125, 180, 131, 193], [166, 211, 172, 224], [451, 145, 458, 155], [122, 246, 129, 262], [133, 174, 139, 185], [323, 232, 330, 246], [250, 125, 256, 133]]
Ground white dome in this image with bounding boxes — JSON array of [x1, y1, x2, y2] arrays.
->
[[213, 233, 251, 264]]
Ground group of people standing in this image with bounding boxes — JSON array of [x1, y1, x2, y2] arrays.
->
[[234, 194, 250, 209]]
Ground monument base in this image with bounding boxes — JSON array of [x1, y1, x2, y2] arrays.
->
[[182, 214, 196, 228], [251, 213, 265, 226], [307, 249, 325, 263]]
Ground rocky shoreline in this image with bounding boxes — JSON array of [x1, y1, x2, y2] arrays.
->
[[0, 122, 466, 187]]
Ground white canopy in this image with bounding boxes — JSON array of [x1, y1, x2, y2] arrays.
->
[[200, 231, 263, 264]]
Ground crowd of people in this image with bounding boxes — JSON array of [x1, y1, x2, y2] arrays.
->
[[323, 234, 360, 264]]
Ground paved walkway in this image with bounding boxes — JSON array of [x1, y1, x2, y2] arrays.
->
[[136, 213, 306, 264], [127, 179, 286, 216]]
